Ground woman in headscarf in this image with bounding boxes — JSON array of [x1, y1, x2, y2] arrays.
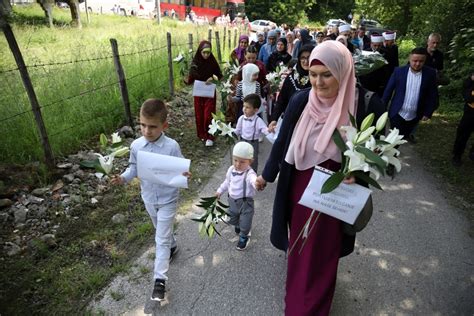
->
[[232, 63, 262, 119], [256, 41, 384, 315], [292, 28, 316, 61], [285, 31, 296, 56], [266, 37, 292, 73], [230, 34, 249, 65], [186, 40, 222, 147], [257, 29, 277, 66], [268, 44, 314, 131]]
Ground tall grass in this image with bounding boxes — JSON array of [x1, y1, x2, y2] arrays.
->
[[1, 5, 237, 164]]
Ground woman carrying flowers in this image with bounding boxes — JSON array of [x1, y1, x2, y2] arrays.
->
[[255, 41, 385, 315], [186, 40, 223, 147]]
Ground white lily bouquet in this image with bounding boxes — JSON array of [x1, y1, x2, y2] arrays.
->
[[211, 61, 240, 113], [290, 112, 406, 255], [174, 49, 194, 78], [208, 111, 236, 143], [321, 111, 406, 193], [265, 62, 289, 94], [192, 196, 230, 238], [80, 132, 130, 177]]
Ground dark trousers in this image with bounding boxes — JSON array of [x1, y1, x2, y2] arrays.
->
[[453, 107, 474, 157], [390, 114, 419, 139]]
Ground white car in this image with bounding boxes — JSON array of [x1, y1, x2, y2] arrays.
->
[[249, 19, 275, 33]]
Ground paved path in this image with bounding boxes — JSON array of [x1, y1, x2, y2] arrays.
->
[[90, 141, 474, 315]]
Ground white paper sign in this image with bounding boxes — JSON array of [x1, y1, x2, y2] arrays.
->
[[266, 116, 283, 144], [192, 80, 216, 98], [137, 151, 190, 188], [298, 167, 372, 225]]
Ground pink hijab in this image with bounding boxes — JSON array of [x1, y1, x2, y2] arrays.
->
[[285, 40, 356, 170]]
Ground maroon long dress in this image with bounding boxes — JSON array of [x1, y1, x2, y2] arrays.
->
[[285, 160, 343, 316]]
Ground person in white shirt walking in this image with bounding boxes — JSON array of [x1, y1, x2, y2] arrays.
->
[[234, 94, 270, 172], [216, 142, 258, 251], [111, 99, 191, 302]]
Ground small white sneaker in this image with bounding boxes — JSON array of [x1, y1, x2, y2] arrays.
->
[[205, 140, 214, 147]]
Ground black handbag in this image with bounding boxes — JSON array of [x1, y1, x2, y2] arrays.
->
[[342, 195, 373, 235]]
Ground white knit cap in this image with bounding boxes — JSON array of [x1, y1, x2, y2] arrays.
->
[[338, 24, 351, 33], [233, 141, 254, 159], [371, 34, 384, 43], [382, 31, 396, 40]]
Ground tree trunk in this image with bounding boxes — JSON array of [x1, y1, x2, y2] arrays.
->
[[68, 0, 82, 28]]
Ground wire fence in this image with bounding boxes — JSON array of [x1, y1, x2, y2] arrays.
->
[[0, 26, 240, 166]]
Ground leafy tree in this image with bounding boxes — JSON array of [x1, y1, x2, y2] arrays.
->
[[245, 0, 314, 25], [306, 0, 355, 23]]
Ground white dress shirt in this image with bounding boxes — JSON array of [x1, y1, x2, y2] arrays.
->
[[121, 133, 183, 205], [217, 166, 257, 199], [399, 68, 422, 121], [235, 114, 269, 141]]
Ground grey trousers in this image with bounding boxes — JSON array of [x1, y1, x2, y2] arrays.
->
[[227, 197, 255, 237]]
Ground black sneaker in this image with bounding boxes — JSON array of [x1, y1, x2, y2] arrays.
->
[[234, 226, 240, 235], [170, 245, 178, 262], [236, 236, 249, 251], [151, 279, 166, 301]]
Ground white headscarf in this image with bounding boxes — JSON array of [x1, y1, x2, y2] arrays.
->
[[241, 63, 260, 97]]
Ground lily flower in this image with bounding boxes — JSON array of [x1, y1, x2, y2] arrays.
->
[[95, 153, 115, 175], [379, 128, 407, 152], [208, 119, 220, 135], [340, 125, 358, 144], [111, 132, 122, 144], [355, 126, 375, 144], [173, 52, 184, 62], [112, 147, 129, 157], [220, 122, 235, 137], [375, 112, 388, 132]]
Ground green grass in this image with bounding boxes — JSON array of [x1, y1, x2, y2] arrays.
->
[[0, 4, 238, 164]]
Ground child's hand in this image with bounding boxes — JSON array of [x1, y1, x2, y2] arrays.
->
[[255, 176, 267, 191], [110, 175, 125, 185], [183, 171, 192, 179], [268, 121, 277, 133], [216, 192, 221, 199]]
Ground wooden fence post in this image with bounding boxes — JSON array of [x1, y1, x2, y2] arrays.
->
[[188, 33, 193, 53], [166, 32, 175, 96], [110, 38, 134, 128], [208, 28, 212, 43], [1, 22, 55, 169], [228, 29, 231, 51], [215, 31, 222, 63], [223, 26, 227, 51], [233, 28, 237, 49]]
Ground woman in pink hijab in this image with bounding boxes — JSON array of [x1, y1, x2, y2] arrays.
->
[[256, 41, 384, 315]]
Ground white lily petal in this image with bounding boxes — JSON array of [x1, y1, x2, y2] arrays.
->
[[111, 132, 122, 144]]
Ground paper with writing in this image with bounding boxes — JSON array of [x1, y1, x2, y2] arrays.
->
[[298, 167, 372, 224], [192, 80, 216, 98], [137, 151, 190, 188]]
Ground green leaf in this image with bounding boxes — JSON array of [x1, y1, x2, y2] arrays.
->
[[79, 159, 99, 169], [349, 111, 357, 128], [208, 224, 215, 238], [355, 146, 387, 170], [332, 128, 348, 152], [321, 172, 345, 194], [99, 133, 108, 148], [353, 171, 383, 190]]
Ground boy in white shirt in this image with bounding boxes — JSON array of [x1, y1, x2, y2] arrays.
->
[[216, 142, 258, 250], [234, 93, 270, 172], [111, 99, 190, 302]]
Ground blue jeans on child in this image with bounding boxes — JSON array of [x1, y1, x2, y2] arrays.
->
[[145, 202, 177, 281]]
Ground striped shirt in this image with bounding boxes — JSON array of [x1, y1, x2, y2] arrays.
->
[[398, 68, 422, 121], [233, 81, 261, 102], [121, 133, 183, 205]]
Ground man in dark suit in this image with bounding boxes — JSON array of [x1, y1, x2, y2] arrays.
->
[[382, 47, 438, 140]]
